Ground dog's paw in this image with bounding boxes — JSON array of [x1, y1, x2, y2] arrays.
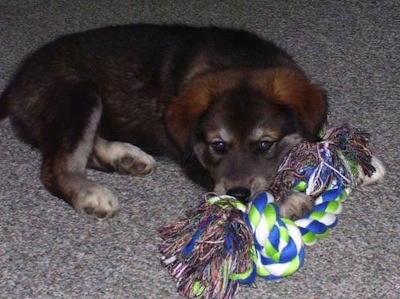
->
[[357, 156, 386, 186], [91, 139, 157, 175], [278, 192, 314, 220], [114, 151, 156, 175], [72, 184, 119, 220]]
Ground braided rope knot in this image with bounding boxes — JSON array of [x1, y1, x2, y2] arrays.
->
[[246, 186, 347, 280], [243, 140, 357, 281], [246, 192, 305, 279]]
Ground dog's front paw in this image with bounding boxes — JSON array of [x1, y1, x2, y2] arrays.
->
[[277, 192, 314, 220], [115, 153, 156, 175], [90, 138, 157, 175], [72, 184, 119, 220]]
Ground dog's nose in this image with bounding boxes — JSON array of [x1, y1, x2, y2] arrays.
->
[[227, 187, 251, 202]]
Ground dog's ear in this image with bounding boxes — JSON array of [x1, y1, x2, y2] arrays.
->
[[164, 83, 212, 158], [165, 71, 241, 158], [271, 69, 328, 140]]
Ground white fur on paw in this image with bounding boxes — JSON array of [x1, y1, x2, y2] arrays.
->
[[106, 142, 156, 175], [358, 156, 386, 186], [73, 184, 119, 220], [279, 192, 314, 220]]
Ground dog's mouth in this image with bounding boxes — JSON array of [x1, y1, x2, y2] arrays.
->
[[225, 187, 252, 203], [214, 177, 269, 203]]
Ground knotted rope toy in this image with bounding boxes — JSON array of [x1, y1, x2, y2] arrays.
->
[[159, 124, 385, 299]]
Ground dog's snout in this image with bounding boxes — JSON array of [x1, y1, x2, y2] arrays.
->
[[227, 187, 251, 202]]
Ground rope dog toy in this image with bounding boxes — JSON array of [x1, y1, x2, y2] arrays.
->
[[159, 124, 385, 299]]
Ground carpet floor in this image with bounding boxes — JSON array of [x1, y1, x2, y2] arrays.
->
[[1, 1, 399, 298]]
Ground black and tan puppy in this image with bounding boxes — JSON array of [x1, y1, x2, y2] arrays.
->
[[0, 24, 327, 220]]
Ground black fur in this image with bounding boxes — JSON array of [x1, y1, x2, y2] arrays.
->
[[0, 24, 327, 219], [1, 25, 293, 154]]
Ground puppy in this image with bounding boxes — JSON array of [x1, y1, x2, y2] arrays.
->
[[0, 24, 327, 220]]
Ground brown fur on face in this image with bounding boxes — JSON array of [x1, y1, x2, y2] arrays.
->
[[165, 67, 327, 199], [164, 70, 243, 156]]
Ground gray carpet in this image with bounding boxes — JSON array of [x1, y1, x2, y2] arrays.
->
[[1, 1, 399, 298]]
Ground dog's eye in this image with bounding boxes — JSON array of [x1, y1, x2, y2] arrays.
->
[[210, 141, 227, 153], [257, 141, 272, 151]]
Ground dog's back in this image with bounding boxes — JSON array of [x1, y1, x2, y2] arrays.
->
[[1, 25, 295, 153]]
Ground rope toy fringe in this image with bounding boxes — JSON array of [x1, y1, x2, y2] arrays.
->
[[159, 124, 384, 299]]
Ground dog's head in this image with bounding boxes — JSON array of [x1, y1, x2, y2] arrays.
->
[[165, 68, 327, 201]]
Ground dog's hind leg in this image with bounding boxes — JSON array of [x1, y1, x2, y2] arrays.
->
[[39, 81, 118, 220]]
